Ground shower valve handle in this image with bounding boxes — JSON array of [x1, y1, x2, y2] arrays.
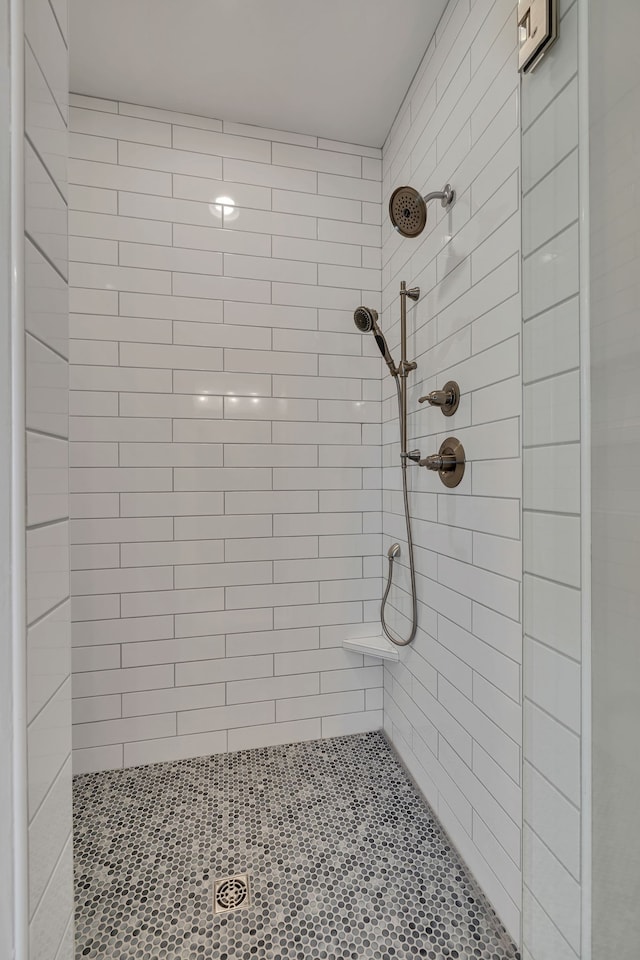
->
[[420, 453, 457, 471], [419, 437, 466, 489], [418, 380, 460, 416]]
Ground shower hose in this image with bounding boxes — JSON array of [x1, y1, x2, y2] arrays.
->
[[380, 377, 418, 647]]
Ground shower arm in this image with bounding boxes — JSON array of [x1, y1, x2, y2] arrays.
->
[[422, 184, 455, 208]]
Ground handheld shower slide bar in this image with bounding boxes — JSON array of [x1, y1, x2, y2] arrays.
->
[[353, 281, 419, 647]]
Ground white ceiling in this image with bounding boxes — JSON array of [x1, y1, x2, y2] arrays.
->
[[69, 1, 449, 147]]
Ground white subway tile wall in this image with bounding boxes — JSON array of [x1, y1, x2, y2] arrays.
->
[[24, 0, 72, 957], [68, 96, 384, 774], [521, 2, 584, 959], [380, 0, 522, 944]]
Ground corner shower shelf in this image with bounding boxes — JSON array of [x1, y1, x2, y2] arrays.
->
[[343, 634, 399, 661]]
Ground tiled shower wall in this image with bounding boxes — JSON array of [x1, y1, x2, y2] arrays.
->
[[24, 0, 73, 957], [381, 0, 523, 942], [67, 97, 385, 773], [521, 2, 585, 958]]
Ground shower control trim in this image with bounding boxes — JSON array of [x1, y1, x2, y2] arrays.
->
[[420, 437, 465, 488], [418, 380, 460, 416]]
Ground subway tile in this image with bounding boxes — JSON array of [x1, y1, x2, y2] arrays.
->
[[119, 102, 222, 130], [121, 587, 224, 618], [224, 157, 317, 192], [523, 825, 581, 952], [524, 701, 580, 806], [224, 445, 317, 468], [223, 301, 317, 330], [176, 654, 273, 688], [272, 142, 361, 177], [26, 520, 69, 625], [277, 690, 364, 722], [124, 730, 227, 767], [223, 397, 317, 422], [72, 665, 173, 699], [173, 222, 271, 257], [27, 601, 70, 724], [524, 637, 580, 733], [227, 673, 319, 705], [224, 253, 316, 285], [72, 614, 174, 648], [24, 140, 68, 277], [119, 140, 223, 179], [69, 262, 171, 295], [174, 560, 272, 590], [119, 393, 223, 418], [119, 492, 224, 517], [69, 132, 118, 164], [122, 291, 223, 323], [226, 581, 318, 610], [25, 44, 67, 196], [71, 565, 172, 597], [25, 239, 68, 357], [176, 608, 273, 639], [70, 517, 173, 544], [523, 512, 581, 589], [72, 694, 122, 725], [73, 713, 176, 749], [522, 78, 578, 192], [523, 761, 580, 881], [68, 236, 118, 265], [69, 157, 171, 195], [222, 120, 314, 146], [70, 415, 171, 442], [224, 206, 317, 240], [70, 543, 119, 571], [272, 188, 360, 221], [119, 242, 223, 275], [227, 628, 319, 657], [173, 124, 270, 162], [73, 745, 123, 774], [69, 467, 172, 493], [70, 210, 172, 244], [68, 184, 118, 214], [70, 107, 171, 146], [228, 718, 321, 752], [438, 674, 518, 784], [25, 0, 68, 117], [123, 677, 226, 714]]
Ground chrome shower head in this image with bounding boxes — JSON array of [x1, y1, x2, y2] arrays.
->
[[389, 183, 455, 238], [353, 306, 397, 376], [353, 305, 377, 333]]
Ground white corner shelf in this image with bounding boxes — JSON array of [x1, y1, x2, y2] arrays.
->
[[342, 634, 399, 661]]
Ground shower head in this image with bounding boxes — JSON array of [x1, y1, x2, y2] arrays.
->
[[389, 183, 455, 238], [353, 305, 377, 333], [353, 306, 397, 376]]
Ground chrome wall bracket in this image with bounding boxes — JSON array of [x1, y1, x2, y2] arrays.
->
[[418, 380, 460, 416], [420, 437, 465, 488]]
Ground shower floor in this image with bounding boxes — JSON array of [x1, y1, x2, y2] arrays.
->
[[73, 731, 520, 960]]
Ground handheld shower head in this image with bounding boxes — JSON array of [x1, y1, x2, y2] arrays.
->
[[353, 306, 397, 376], [353, 305, 377, 333], [389, 183, 455, 238]]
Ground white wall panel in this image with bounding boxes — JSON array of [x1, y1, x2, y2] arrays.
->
[[381, 0, 522, 942], [69, 95, 383, 771]]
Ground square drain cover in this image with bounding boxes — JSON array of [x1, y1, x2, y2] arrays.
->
[[213, 874, 250, 914]]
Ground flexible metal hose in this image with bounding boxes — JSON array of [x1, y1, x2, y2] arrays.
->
[[380, 376, 418, 647]]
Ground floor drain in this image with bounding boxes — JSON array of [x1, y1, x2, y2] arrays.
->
[[213, 874, 250, 914]]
